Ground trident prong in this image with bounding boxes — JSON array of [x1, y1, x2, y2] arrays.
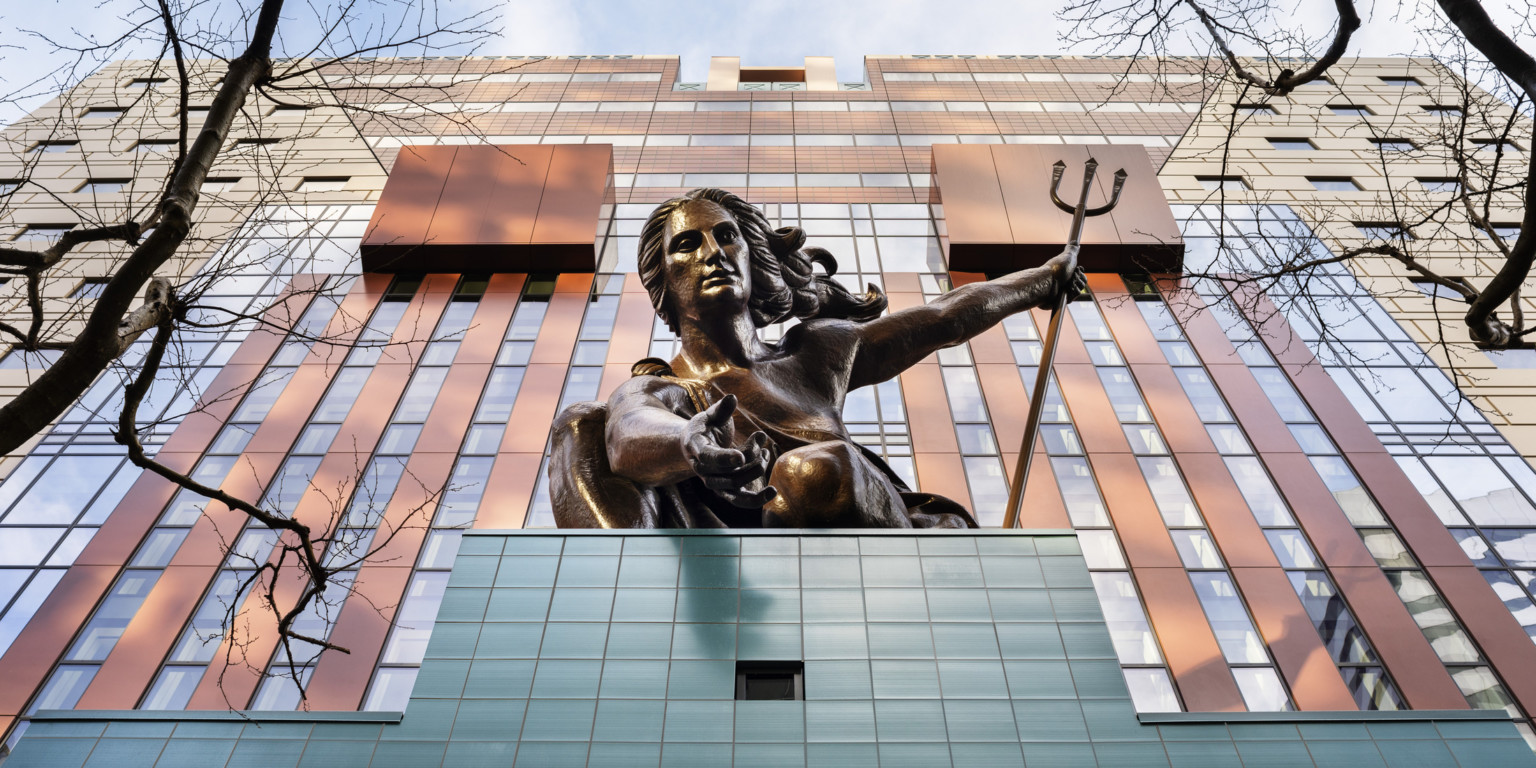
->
[[1002, 157, 1131, 530]]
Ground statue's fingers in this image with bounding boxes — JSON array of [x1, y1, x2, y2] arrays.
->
[[703, 394, 737, 429], [693, 444, 746, 473]]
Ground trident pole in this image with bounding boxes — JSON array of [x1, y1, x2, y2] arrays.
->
[[1002, 158, 1126, 529]]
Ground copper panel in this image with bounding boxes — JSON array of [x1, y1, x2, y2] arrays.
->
[[425, 144, 504, 249], [185, 567, 310, 710], [1015, 448, 1071, 529], [306, 273, 383, 367], [913, 452, 973, 511], [882, 272, 922, 293], [533, 144, 615, 243], [454, 292, 518, 365], [976, 363, 1030, 456], [415, 364, 493, 453], [476, 453, 544, 530], [1133, 567, 1247, 712], [380, 276, 452, 364], [929, 144, 1010, 249], [967, 323, 1015, 366], [1347, 452, 1467, 567], [531, 291, 588, 365], [1162, 286, 1240, 363], [1131, 364, 1215, 455], [0, 566, 116, 716], [499, 364, 570, 454], [1285, 362, 1381, 454], [1091, 453, 1181, 568], [1229, 567, 1359, 711], [305, 566, 412, 710], [73, 452, 193, 566], [1090, 276, 1164, 365], [476, 145, 555, 246], [1177, 453, 1280, 568], [423, 272, 460, 294], [1426, 565, 1536, 716], [1329, 566, 1468, 709], [327, 362, 411, 459], [604, 289, 659, 367], [488, 273, 528, 295], [244, 363, 331, 454], [936, 143, 1183, 273], [555, 273, 594, 294], [1054, 364, 1130, 454], [167, 451, 285, 568], [76, 565, 217, 709], [1263, 453, 1377, 568], [1205, 364, 1299, 455], [900, 364, 959, 454], [1050, 306, 1093, 366], [597, 363, 631, 402], [361, 145, 454, 253], [367, 452, 457, 565], [622, 272, 648, 294]]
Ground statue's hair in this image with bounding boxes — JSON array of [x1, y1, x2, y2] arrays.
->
[[638, 188, 887, 333]]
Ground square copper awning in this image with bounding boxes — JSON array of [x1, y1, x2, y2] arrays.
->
[[932, 143, 1184, 274], [361, 144, 613, 273]]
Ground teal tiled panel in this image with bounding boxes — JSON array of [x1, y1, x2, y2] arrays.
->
[[17, 533, 1536, 768]]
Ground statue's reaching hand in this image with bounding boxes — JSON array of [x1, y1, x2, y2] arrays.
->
[[681, 395, 776, 508]]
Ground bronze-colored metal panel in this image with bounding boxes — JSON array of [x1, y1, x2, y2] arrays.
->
[[1329, 566, 1469, 709], [930, 144, 1011, 249], [913, 452, 974, 511], [1262, 453, 1377, 568], [1132, 364, 1215, 455], [1347, 452, 1468, 567], [244, 363, 332, 455], [476, 145, 555, 247], [1205, 364, 1299, 455], [900, 363, 959, 454], [414, 364, 493, 453], [1161, 285, 1240, 363], [991, 144, 1068, 252], [1015, 448, 1071, 529], [476, 453, 544, 530], [597, 363, 631, 402], [1054, 363, 1130, 454], [1177, 453, 1280, 569], [426, 144, 505, 248], [976, 363, 1030, 456], [531, 291, 589, 366], [882, 272, 922, 293], [1133, 566, 1247, 711], [1426, 565, 1536, 717], [455, 291, 519, 365], [1050, 306, 1093, 366], [1229, 567, 1359, 711], [366, 452, 457, 565], [1091, 453, 1181, 568], [72, 452, 194, 566], [76, 565, 217, 709], [0, 566, 116, 717], [1285, 362, 1382, 454], [531, 144, 614, 242], [167, 451, 286, 568], [1090, 276, 1164, 365], [305, 566, 412, 710], [488, 273, 528, 295], [362, 145, 454, 254], [499, 364, 569, 454], [379, 275, 454, 365], [604, 288, 659, 367]]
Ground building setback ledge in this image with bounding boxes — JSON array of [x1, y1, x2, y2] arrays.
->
[[30, 710, 403, 724], [1140, 710, 1515, 724], [462, 527, 1079, 537]]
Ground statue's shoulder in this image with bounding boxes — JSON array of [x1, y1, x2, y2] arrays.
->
[[617, 359, 709, 413]]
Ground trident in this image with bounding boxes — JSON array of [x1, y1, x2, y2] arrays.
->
[[1002, 157, 1127, 529]]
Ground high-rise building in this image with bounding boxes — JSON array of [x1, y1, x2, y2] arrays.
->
[[0, 54, 1534, 767]]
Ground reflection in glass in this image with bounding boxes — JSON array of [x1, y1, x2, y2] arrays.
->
[[1384, 571, 1480, 663], [1309, 457, 1387, 525], [1206, 424, 1252, 454], [1233, 667, 1292, 711], [1139, 458, 1201, 527], [1452, 666, 1519, 716], [1091, 572, 1163, 665], [1052, 458, 1109, 527], [1171, 530, 1224, 569], [1189, 572, 1267, 663], [1078, 530, 1127, 569], [1340, 666, 1403, 711], [1123, 667, 1181, 712], [1289, 571, 1375, 664], [1225, 457, 1295, 526], [1265, 530, 1319, 568]]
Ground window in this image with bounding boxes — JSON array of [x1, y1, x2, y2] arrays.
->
[[126, 78, 168, 88], [1411, 277, 1472, 302], [201, 177, 240, 192], [1307, 177, 1360, 191], [1485, 348, 1536, 369], [1235, 103, 1277, 115], [1378, 76, 1422, 85], [1328, 104, 1373, 116], [233, 137, 282, 147], [1417, 177, 1460, 193], [29, 141, 76, 153], [0, 179, 20, 194], [1422, 104, 1463, 115], [13, 224, 75, 242], [1368, 138, 1415, 151], [134, 140, 176, 152], [74, 178, 131, 194], [81, 107, 125, 119], [735, 661, 803, 700], [71, 278, 109, 299], [1266, 138, 1315, 151], [295, 176, 349, 192], [1196, 175, 1248, 191], [1471, 138, 1520, 152], [0, 349, 62, 370], [1354, 222, 1414, 240], [268, 104, 311, 115]]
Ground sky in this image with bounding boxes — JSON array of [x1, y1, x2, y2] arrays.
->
[[0, 0, 1516, 122]]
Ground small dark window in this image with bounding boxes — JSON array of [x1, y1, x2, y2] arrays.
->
[[383, 274, 425, 301], [126, 78, 168, 89], [1471, 138, 1520, 152], [1266, 138, 1315, 151], [1122, 274, 1160, 300], [234, 137, 282, 146], [522, 273, 559, 302], [1417, 177, 1460, 193], [82, 107, 126, 119], [72, 277, 110, 299], [1234, 103, 1276, 115], [1328, 104, 1372, 116], [1307, 177, 1360, 191], [269, 104, 311, 114], [1368, 138, 1415, 152], [30, 141, 77, 153], [1422, 104, 1462, 115], [1196, 175, 1248, 191], [736, 661, 803, 701], [1379, 76, 1422, 85], [134, 139, 177, 152]]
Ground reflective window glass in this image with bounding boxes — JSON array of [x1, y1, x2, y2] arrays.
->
[[1190, 573, 1268, 663], [1224, 457, 1295, 526], [1265, 530, 1319, 568], [1099, 369, 1150, 421], [1289, 571, 1376, 664], [1233, 667, 1292, 711], [1138, 458, 1201, 526], [1052, 457, 1109, 526], [1077, 530, 1127, 569], [1090, 572, 1163, 664], [1170, 530, 1224, 569], [1175, 368, 1232, 421], [1383, 571, 1480, 663], [1123, 668, 1180, 712], [1424, 456, 1536, 526], [1309, 456, 1387, 525]]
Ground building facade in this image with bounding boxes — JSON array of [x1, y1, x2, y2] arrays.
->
[[0, 53, 1534, 766]]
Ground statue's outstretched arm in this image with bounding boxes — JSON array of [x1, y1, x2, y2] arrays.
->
[[848, 253, 1083, 389], [606, 378, 774, 504]]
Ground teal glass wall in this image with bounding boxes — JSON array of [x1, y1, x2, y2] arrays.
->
[[6, 530, 1531, 768]]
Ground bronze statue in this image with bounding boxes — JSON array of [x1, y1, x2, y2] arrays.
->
[[549, 187, 1084, 529]]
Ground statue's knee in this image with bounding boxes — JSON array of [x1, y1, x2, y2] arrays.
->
[[772, 441, 857, 502], [553, 401, 608, 450]]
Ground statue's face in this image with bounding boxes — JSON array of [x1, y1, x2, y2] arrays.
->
[[662, 198, 750, 322]]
